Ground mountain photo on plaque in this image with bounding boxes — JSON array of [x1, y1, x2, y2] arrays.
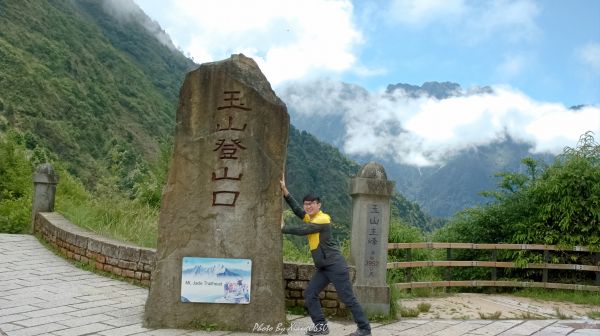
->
[[181, 257, 252, 304]]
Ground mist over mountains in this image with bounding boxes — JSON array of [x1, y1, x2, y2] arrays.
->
[[278, 79, 596, 216]]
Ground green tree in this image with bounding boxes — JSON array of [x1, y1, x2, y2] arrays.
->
[[436, 132, 600, 282], [0, 130, 33, 233]]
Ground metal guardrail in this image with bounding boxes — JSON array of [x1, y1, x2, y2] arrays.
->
[[387, 242, 600, 291]]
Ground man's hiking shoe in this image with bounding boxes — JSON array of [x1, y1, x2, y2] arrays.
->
[[305, 324, 329, 335], [348, 329, 371, 336]]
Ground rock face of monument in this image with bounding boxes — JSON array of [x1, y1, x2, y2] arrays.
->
[[144, 54, 288, 331]]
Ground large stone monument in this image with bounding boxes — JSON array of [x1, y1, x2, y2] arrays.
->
[[349, 162, 394, 315], [144, 54, 289, 331]]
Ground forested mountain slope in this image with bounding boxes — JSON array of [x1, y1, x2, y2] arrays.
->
[[0, 0, 195, 183]]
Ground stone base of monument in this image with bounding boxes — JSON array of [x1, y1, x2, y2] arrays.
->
[[353, 285, 390, 316]]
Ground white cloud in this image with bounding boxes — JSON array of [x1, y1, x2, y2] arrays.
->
[[577, 42, 600, 74], [386, 0, 540, 43], [153, 0, 362, 85], [281, 79, 600, 166]]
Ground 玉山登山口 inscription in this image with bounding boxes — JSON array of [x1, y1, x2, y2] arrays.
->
[[211, 91, 251, 207]]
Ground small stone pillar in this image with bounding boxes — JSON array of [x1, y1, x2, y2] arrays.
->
[[31, 163, 59, 233], [349, 162, 394, 315]]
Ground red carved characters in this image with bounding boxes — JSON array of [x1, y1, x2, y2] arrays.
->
[[211, 90, 252, 207]]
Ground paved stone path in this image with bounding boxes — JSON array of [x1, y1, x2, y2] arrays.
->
[[1, 234, 599, 336]]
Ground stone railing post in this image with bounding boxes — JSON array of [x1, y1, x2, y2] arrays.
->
[[31, 163, 59, 233], [349, 162, 395, 316]]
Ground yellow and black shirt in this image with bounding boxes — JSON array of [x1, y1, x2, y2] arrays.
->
[[282, 194, 343, 268]]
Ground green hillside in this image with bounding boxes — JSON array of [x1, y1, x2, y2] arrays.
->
[[0, 0, 195, 184], [0, 0, 432, 241]]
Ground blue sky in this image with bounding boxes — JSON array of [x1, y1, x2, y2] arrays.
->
[[129, 0, 599, 165], [134, 0, 599, 106]]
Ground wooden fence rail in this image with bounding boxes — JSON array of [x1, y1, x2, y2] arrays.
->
[[387, 242, 600, 291]]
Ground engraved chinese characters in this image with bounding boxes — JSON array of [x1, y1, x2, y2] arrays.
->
[[212, 91, 250, 207], [144, 55, 288, 331], [365, 204, 382, 279]]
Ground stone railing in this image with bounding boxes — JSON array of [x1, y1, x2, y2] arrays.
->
[[33, 211, 353, 316], [34, 212, 155, 286]]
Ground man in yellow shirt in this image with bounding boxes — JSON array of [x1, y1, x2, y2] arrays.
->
[[280, 178, 371, 336]]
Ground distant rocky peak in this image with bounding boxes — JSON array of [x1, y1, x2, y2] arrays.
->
[[386, 81, 496, 100], [386, 81, 462, 99]]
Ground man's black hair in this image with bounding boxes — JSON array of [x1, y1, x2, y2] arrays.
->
[[302, 194, 321, 203]]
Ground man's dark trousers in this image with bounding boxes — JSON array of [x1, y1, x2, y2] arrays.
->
[[304, 260, 370, 331]]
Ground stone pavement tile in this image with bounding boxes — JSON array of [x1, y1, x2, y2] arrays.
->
[[0, 323, 24, 332], [13, 278, 63, 288], [395, 319, 431, 325], [97, 324, 153, 336], [26, 266, 76, 275], [104, 306, 145, 318], [468, 320, 522, 335], [570, 330, 600, 336], [57, 314, 114, 328], [30, 297, 86, 309], [182, 331, 231, 336], [9, 259, 51, 267], [0, 297, 46, 310], [0, 283, 24, 292], [141, 329, 193, 336], [497, 320, 557, 335], [378, 320, 428, 333], [7, 322, 67, 336], [103, 313, 145, 327], [0, 305, 40, 316], [1, 287, 53, 299], [386, 320, 456, 335], [0, 314, 29, 325], [558, 320, 600, 327], [112, 300, 148, 310], [140, 329, 230, 336], [531, 322, 574, 336], [10, 280, 33, 288], [51, 322, 114, 336], [429, 320, 492, 336], [68, 298, 121, 309], [79, 277, 122, 285], [64, 305, 118, 317], [76, 292, 127, 302], [42, 284, 105, 297], [22, 306, 76, 318], [12, 313, 73, 327], [556, 321, 600, 336]]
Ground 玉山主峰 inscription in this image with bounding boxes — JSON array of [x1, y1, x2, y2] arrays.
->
[[365, 204, 382, 278]]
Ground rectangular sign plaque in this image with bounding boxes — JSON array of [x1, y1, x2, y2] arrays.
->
[[181, 257, 252, 304]]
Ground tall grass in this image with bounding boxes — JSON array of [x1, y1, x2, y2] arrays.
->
[[55, 166, 158, 248], [511, 288, 600, 306]]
